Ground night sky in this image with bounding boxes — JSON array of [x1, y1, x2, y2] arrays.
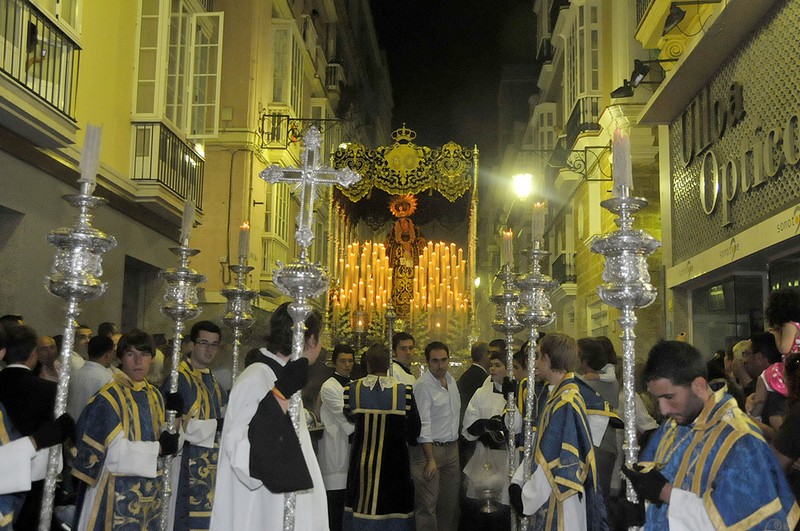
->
[[369, 1, 536, 169]]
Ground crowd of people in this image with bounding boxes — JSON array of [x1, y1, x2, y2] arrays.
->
[[0, 287, 799, 530]]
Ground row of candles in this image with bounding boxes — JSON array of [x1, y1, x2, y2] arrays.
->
[[333, 241, 393, 321], [409, 241, 468, 329]]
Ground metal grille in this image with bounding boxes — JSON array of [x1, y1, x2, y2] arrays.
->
[[0, 0, 80, 120], [131, 122, 205, 210], [669, 0, 800, 262]]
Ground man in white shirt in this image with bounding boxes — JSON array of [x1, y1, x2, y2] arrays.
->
[[318, 343, 355, 531], [69, 323, 93, 371], [391, 332, 417, 385], [410, 341, 461, 530], [67, 335, 114, 420]]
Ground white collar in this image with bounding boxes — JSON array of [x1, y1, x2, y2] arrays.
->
[[361, 374, 397, 390], [5, 363, 31, 371], [260, 347, 288, 366]]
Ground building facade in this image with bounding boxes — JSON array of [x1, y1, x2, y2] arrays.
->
[[0, 0, 392, 346], [193, 0, 392, 329], [637, 0, 800, 355], [0, 0, 222, 334], [487, 0, 663, 356]]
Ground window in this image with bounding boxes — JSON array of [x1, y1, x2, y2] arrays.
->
[[264, 182, 290, 241], [272, 22, 302, 115], [134, 0, 223, 139], [563, 1, 601, 114], [31, 0, 80, 37]]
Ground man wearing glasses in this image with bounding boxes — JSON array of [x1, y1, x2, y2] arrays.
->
[[164, 320, 227, 531]]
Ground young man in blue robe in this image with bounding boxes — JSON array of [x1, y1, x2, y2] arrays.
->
[[72, 330, 182, 530], [164, 321, 227, 531], [623, 340, 799, 530], [509, 333, 610, 531]]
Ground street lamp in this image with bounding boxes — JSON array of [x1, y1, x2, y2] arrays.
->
[[512, 173, 533, 201]]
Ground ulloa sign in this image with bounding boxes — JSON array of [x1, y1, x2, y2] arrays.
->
[[678, 82, 800, 227]]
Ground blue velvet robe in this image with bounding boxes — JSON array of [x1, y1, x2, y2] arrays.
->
[[640, 389, 799, 530], [167, 359, 226, 531], [73, 372, 166, 530], [529, 374, 609, 531]]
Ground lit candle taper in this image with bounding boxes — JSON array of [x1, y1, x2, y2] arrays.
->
[[238, 221, 250, 265], [78, 125, 102, 196], [502, 229, 514, 267]]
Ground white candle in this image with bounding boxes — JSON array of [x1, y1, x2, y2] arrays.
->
[[238, 221, 250, 264], [180, 199, 195, 246], [502, 229, 514, 267], [612, 127, 633, 197], [532, 202, 546, 243], [78, 124, 103, 196]]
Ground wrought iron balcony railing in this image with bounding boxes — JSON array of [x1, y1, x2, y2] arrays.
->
[[636, 0, 656, 26], [0, 0, 80, 119], [552, 251, 576, 284], [565, 96, 601, 149], [131, 122, 204, 210]]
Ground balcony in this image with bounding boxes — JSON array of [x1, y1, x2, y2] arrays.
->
[[549, 0, 570, 35], [0, 0, 79, 120], [636, 0, 655, 27], [0, 0, 79, 147], [565, 96, 601, 149], [131, 122, 204, 212], [326, 63, 345, 92], [552, 251, 576, 284], [536, 38, 554, 64]]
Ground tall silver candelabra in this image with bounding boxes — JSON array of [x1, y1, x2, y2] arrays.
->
[[40, 191, 116, 531], [490, 263, 524, 531], [260, 126, 360, 530], [158, 245, 206, 531], [590, 189, 659, 505], [222, 264, 257, 382], [513, 241, 557, 531]]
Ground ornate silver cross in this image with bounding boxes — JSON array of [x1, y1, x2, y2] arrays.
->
[[260, 126, 359, 258]]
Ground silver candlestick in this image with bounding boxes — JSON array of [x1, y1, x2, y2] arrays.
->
[[222, 263, 257, 382], [40, 191, 116, 531], [590, 188, 659, 505], [260, 126, 360, 530], [490, 262, 524, 531], [158, 245, 206, 531], [514, 241, 557, 531]]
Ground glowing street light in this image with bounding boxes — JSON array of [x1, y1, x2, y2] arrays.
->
[[512, 173, 533, 200]]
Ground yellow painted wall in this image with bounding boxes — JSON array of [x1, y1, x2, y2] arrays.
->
[[73, 0, 140, 177]]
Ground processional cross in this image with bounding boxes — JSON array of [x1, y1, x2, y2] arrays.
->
[[259, 126, 360, 530], [261, 127, 359, 257]]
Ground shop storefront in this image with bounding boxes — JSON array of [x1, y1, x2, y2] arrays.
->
[[663, 0, 800, 356]]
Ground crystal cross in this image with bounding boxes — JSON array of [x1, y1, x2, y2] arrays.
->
[[260, 126, 360, 255]]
